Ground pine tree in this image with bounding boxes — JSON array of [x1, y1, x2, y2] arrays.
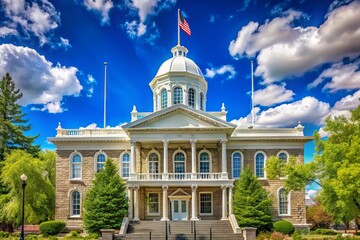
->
[[83, 159, 128, 234], [233, 167, 273, 232], [0, 73, 39, 164]]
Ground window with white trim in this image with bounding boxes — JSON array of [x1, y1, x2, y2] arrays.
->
[[188, 88, 195, 108], [255, 152, 265, 178], [199, 193, 212, 215], [278, 151, 288, 177], [232, 151, 242, 179], [278, 188, 289, 215], [96, 153, 106, 172], [174, 152, 185, 173], [149, 152, 159, 174], [161, 89, 167, 109], [71, 154, 81, 179], [71, 191, 81, 216], [199, 152, 210, 173], [173, 87, 183, 104], [121, 153, 130, 178], [147, 192, 160, 215]]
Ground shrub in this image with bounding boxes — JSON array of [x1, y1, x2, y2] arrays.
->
[[25, 234, 39, 240], [273, 221, 295, 235], [12, 232, 21, 237], [314, 228, 337, 235], [39, 220, 66, 236], [257, 232, 271, 240], [292, 230, 303, 240], [0, 231, 10, 238], [269, 232, 289, 240], [49, 236, 59, 240], [65, 230, 81, 238]]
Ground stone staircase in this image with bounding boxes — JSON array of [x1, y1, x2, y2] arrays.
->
[[121, 220, 243, 240]]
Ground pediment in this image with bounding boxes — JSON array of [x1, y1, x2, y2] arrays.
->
[[169, 188, 191, 197], [122, 104, 236, 130]]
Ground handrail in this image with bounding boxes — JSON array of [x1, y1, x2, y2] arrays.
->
[[229, 214, 242, 234], [119, 217, 129, 236]]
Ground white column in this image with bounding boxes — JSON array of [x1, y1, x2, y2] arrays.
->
[[183, 88, 188, 105], [127, 186, 133, 220], [221, 140, 228, 179], [130, 141, 136, 179], [228, 185, 233, 216], [191, 185, 199, 220], [163, 140, 169, 180], [133, 186, 140, 221], [168, 89, 173, 107], [161, 185, 169, 221], [191, 140, 197, 179], [221, 185, 228, 220]]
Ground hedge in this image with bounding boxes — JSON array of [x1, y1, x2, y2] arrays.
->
[[39, 220, 66, 236], [273, 220, 295, 235], [314, 228, 337, 235]]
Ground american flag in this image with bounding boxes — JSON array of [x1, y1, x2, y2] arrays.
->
[[178, 10, 191, 36]]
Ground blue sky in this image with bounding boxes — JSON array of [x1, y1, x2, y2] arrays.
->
[[1, 0, 360, 168]]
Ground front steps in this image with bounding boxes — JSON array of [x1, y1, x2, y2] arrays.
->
[[121, 220, 243, 240]]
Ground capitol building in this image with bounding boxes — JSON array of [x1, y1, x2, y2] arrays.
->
[[49, 43, 311, 230]]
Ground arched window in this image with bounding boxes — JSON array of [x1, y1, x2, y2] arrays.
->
[[71, 191, 81, 216], [173, 87, 183, 104], [199, 151, 210, 173], [161, 89, 167, 109], [232, 151, 242, 179], [278, 152, 288, 162], [149, 152, 159, 174], [278, 188, 289, 215], [255, 152, 265, 178], [278, 151, 288, 177], [71, 154, 82, 179], [200, 92, 204, 110], [96, 153, 106, 172], [174, 152, 185, 179], [121, 153, 130, 178], [188, 88, 195, 108]]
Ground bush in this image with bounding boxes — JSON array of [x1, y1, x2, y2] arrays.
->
[[292, 230, 303, 240], [12, 232, 21, 237], [39, 220, 66, 236], [273, 221, 295, 235], [49, 236, 59, 240], [257, 232, 271, 240], [269, 232, 290, 240], [65, 230, 81, 238], [0, 231, 10, 238], [315, 228, 337, 235], [25, 234, 39, 240]]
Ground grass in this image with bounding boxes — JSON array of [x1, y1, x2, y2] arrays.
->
[[303, 234, 360, 239]]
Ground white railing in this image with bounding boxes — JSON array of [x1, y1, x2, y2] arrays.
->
[[131, 173, 223, 181], [57, 128, 125, 136]]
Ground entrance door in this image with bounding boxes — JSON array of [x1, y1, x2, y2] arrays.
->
[[172, 200, 187, 220]]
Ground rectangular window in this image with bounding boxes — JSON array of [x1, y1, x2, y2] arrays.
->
[[199, 193, 212, 215], [72, 192, 80, 216], [122, 162, 129, 178], [147, 193, 159, 215], [72, 164, 81, 178]]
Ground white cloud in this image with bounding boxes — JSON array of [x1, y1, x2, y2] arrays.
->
[[124, 0, 176, 39], [0, 0, 61, 45], [229, 1, 360, 84], [205, 65, 236, 81], [0, 44, 83, 113], [209, 15, 215, 23], [231, 96, 330, 128], [308, 61, 360, 92], [58, 37, 71, 49], [254, 84, 294, 106], [86, 74, 96, 97], [83, 0, 114, 25]]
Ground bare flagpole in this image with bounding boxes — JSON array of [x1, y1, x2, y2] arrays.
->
[[103, 61, 108, 129], [251, 60, 255, 128], [178, 9, 180, 45]]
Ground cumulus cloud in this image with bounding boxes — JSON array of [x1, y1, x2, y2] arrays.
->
[[254, 84, 294, 106], [83, 0, 114, 25], [123, 0, 176, 39], [205, 65, 236, 81], [308, 61, 360, 92], [0, 44, 83, 113], [231, 96, 330, 128], [229, 1, 360, 84], [0, 0, 61, 45]]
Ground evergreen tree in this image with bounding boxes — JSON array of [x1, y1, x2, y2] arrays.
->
[[0, 73, 39, 166], [233, 167, 273, 232], [84, 159, 128, 234]]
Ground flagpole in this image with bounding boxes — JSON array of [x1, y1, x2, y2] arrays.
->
[[178, 9, 180, 45], [103, 61, 108, 129], [251, 60, 255, 128]]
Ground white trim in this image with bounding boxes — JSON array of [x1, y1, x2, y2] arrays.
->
[[69, 189, 81, 218], [198, 149, 212, 173], [146, 192, 161, 216], [172, 149, 187, 174], [94, 150, 108, 173], [69, 150, 82, 180], [231, 151, 244, 179], [119, 151, 130, 179], [277, 187, 291, 216], [161, 88, 168, 110], [172, 85, 184, 105], [147, 150, 161, 174], [254, 151, 267, 179], [199, 192, 213, 216]]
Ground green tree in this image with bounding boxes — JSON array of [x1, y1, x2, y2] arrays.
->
[[83, 159, 128, 234], [233, 167, 273, 232], [0, 150, 55, 226], [0, 73, 39, 167], [283, 104, 360, 226]]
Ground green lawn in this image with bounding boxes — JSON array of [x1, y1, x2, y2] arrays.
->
[[303, 234, 360, 239]]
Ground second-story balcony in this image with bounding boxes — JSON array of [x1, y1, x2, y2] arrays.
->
[[134, 172, 224, 180]]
